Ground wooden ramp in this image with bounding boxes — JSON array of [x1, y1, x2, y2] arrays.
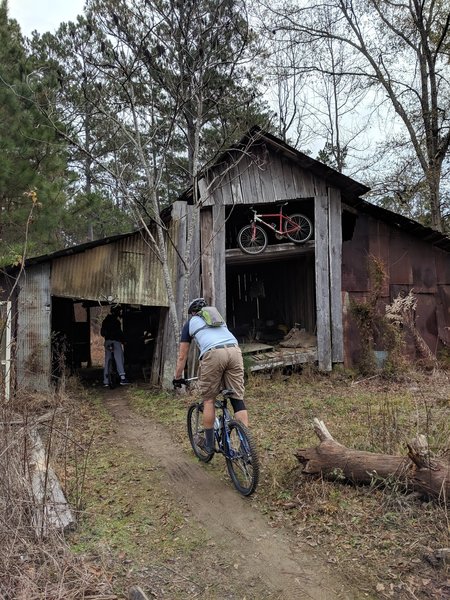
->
[[240, 343, 317, 372]]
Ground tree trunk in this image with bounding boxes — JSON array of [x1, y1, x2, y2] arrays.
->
[[295, 419, 449, 502]]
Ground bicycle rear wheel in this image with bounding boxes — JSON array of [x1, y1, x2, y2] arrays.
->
[[284, 213, 313, 243], [107, 356, 119, 389], [187, 403, 214, 463], [225, 420, 259, 496], [237, 224, 268, 254]]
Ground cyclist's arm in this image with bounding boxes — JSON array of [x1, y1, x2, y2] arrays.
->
[[174, 342, 190, 379]]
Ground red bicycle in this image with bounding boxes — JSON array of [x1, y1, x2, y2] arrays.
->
[[237, 202, 313, 254]]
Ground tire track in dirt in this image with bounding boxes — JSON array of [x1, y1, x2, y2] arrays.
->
[[104, 392, 362, 600]]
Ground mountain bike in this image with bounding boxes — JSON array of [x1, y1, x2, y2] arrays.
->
[[106, 342, 120, 389], [180, 379, 260, 496], [237, 202, 313, 255]]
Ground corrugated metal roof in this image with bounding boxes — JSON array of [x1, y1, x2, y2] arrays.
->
[[5, 224, 178, 308]]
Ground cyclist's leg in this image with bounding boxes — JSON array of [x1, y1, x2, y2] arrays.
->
[[198, 352, 222, 451], [230, 398, 248, 427], [222, 347, 248, 426]]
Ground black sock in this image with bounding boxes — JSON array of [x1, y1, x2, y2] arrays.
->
[[205, 428, 214, 452]]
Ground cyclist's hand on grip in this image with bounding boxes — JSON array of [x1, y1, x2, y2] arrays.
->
[[172, 377, 186, 388]]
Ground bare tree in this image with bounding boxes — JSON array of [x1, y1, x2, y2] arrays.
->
[[264, 0, 450, 231], [30, 0, 265, 362]]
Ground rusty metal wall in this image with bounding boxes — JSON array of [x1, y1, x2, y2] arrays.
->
[[51, 228, 176, 306], [342, 212, 450, 364], [16, 264, 51, 392]]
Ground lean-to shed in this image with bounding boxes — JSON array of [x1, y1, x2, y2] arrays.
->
[[0, 225, 178, 395], [169, 127, 450, 372]]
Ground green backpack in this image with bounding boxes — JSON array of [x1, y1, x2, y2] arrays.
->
[[191, 306, 225, 336]]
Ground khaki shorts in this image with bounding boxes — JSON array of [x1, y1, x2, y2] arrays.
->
[[198, 346, 245, 400]]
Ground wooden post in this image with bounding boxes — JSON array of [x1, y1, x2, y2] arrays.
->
[[328, 187, 344, 364], [315, 196, 332, 371]]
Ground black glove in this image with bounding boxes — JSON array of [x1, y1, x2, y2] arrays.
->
[[172, 378, 186, 388]]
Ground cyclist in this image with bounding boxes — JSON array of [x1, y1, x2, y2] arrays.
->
[[100, 306, 130, 386], [173, 298, 248, 454]]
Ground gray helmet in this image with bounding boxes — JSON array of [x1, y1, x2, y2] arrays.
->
[[188, 297, 206, 314]]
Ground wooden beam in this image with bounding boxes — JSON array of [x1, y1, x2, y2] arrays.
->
[[315, 196, 332, 371], [328, 187, 344, 363]]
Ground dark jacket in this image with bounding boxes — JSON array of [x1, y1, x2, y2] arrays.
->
[[101, 314, 125, 343]]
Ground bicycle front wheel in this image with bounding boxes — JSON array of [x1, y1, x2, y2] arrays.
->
[[237, 224, 268, 254], [187, 404, 214, 463], [225, 420, 259, 496], [284, 213, 313, 243]]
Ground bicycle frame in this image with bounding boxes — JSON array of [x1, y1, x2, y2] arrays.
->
[[213, 398, 233, 456], [250, 205, 300, 237]]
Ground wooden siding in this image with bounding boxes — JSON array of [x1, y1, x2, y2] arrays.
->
[[201, 145, 327, 207]]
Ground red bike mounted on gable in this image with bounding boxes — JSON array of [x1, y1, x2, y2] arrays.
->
[[237, 202, 313, 255]]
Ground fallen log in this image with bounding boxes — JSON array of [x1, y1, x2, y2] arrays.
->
[[407, 435, 450, 503], [294, 419, 448, 502]]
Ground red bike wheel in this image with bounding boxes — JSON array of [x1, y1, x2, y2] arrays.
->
[[284, 213, 313, 243], [237, 224, 268, 254]]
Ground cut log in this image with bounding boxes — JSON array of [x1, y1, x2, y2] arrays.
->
[[295, 419, 448, 502], [407, 435, 450, 502], [28, 428, 76, 537]]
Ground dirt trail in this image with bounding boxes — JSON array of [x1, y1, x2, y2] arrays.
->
[[103, 391, 362, 600]]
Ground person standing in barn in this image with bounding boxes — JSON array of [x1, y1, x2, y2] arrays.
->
[[101, 305, 130, 386], [173, 297, 248, 455]]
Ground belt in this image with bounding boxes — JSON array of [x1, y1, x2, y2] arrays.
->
[[212, 343, 237, 350], [200, 343, 237, 359]]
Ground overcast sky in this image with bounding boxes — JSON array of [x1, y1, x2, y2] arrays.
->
[[8, 0, 86, 37]]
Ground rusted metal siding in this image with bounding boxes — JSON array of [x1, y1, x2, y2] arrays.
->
[[51, 229, 176, 306], [16, 264, 51, 392], [342, 212, 450, 365]]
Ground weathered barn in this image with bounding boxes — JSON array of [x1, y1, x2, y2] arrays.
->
[[170, 128, 450, 372], [2, 127, 450, 396]]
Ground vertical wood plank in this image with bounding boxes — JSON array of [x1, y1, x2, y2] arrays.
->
[[200, 208, 214, 305], [328, 187, 344, 363], [315, 196, 332, 371], [213, 204, 227, 318]]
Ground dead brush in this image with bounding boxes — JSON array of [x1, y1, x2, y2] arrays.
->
[[0, 389, 112, 599]]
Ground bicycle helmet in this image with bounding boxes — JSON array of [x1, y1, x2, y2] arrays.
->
[[188, 297, 206, 314]]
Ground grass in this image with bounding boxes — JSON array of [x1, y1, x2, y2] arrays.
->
[[126, 368, 449, 599], [4, 369, 447, 599]]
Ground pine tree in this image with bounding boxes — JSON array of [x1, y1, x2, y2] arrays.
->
[[0, 1, 68, 264]]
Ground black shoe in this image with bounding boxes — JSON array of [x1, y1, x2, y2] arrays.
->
[[194, 434, 213, 454], [120, 377, 130, 385]]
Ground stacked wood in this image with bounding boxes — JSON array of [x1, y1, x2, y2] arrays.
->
[[295, 419, 449, 502]]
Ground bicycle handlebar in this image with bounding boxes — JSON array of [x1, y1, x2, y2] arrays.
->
[[172, 376, 198, 388]]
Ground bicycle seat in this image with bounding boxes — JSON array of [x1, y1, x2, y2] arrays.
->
[[275, 200, 288, 206], [221, 388, 235, 397]]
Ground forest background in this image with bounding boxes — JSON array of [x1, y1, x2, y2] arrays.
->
[[1, 0, 450, 267]]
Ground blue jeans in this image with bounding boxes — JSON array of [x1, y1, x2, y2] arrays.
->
[[104, 340, 125, 383]]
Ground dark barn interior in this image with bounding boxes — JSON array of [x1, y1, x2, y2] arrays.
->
[[223, 201, 316, 345], [51, 297, 161, 384]]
